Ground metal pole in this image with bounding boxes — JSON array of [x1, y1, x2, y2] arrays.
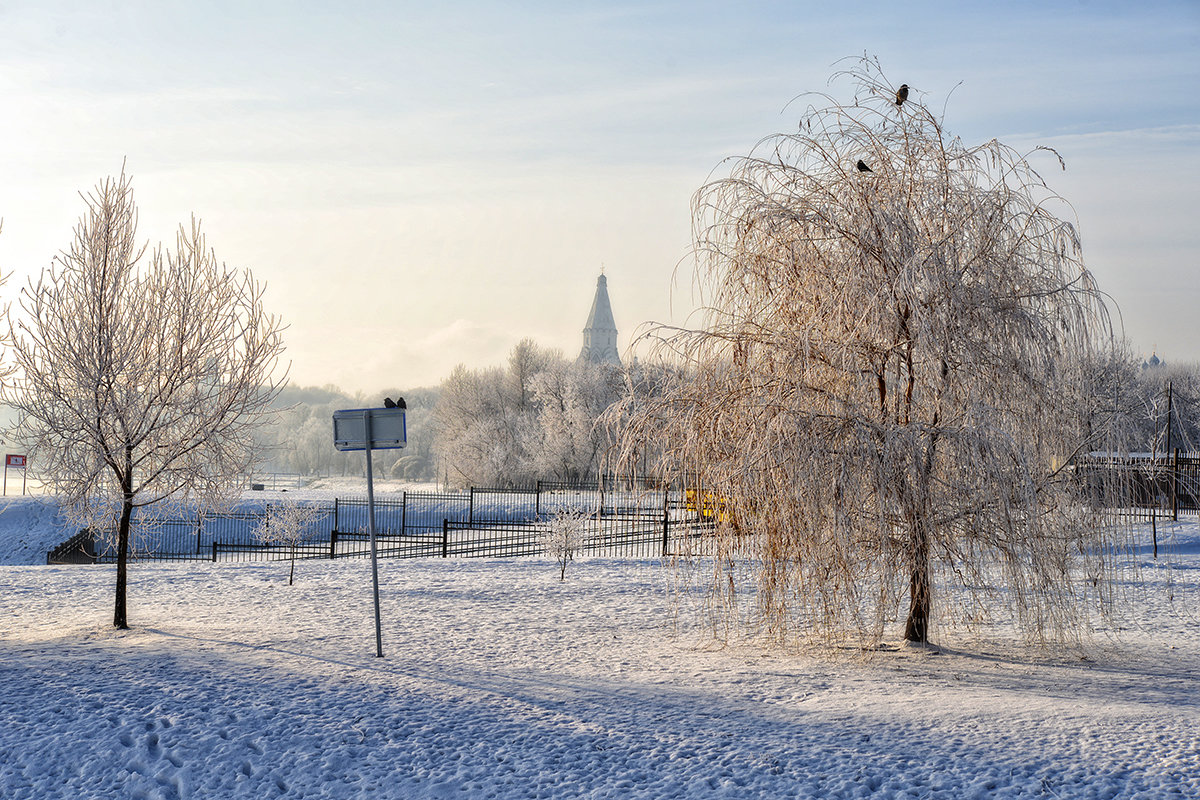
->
[[1173, 448, 1180, 522], [364, 411, 384, 658], [1165, 382, 1173, 521]]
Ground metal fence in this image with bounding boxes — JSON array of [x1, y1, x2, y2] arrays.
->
[[47, 482, 711, 565], [443, 509, 673, 559], [1072, 453, 1200, 520], [333, 492, 472, 536], [247, 473, 307, 491], [82, 506, 337, 564], [52, 462, 1200, 565]]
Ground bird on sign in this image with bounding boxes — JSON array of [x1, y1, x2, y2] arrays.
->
[[895, 84, 909, 106], [383, 397, 397, 408], [856, 160, 873, 173], [396, 397, 406, 409]]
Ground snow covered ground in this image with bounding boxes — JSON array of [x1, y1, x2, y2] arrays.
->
[[2, 494, 1198, 798]]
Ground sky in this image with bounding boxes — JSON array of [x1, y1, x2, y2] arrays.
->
[[0, 0, 1197, 393]]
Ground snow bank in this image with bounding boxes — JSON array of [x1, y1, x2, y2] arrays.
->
[[0, 496, 70, 565]]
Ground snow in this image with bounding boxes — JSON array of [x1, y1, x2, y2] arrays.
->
[[2, 494, 1199, 798], [0, 496, 71, 565]]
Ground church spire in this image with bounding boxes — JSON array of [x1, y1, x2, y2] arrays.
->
[[578, 273, 620, 366]]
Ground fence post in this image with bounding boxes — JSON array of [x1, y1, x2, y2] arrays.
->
[[469, 487, 475, 525], [334, 497, 339, 535], [1173, 448, 1180, 521], [442, 519, 449, 558], [401, 491, 407, 535], [662, 489, 669, 557], [535, 481, 541, 518], [211, 541, 217, 562], [330, 530, 338, 559]]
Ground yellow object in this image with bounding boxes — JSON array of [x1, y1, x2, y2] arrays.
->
[[686, 489, 733, 522]]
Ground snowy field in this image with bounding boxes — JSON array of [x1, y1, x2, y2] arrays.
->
[[2, 495, 1199, 799]]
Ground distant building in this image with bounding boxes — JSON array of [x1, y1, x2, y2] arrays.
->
[[578, 273, 621, 366]]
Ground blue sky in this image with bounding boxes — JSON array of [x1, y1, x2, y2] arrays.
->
[[0, 1, 1197, 391]]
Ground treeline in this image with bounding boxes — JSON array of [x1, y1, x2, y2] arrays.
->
[[1101, 355, 1200, 455], [431, 339, 629, 487], [256, 338, 659, 486], [256, 385, 439, 480], [256, 342, 1197, 486]]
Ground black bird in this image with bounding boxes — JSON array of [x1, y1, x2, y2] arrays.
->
[[383, 397, 397, 408], [396, 397, 406, 409], [856, 159, 873, 173], [895, 84, 909, 106]]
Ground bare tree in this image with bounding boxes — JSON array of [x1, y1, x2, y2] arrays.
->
[[540, 506, 590, 581], [611, 59, 1129, 647], [0, 224, 15, 389], [7, 169, 286, 629], [254, 500, 327, 585], [531, 359, 622, 483], [433, 363, 529, 487], [432, 340, 562, 487], [433, 338, 629, 488]]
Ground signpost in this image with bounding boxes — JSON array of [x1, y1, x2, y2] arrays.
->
[[333, 407, 406, 657], [4, 454, 27, 496]]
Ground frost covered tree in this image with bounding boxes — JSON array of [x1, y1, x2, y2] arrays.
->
[[434, 361, 533, 487], [7, 169, 286, 629], [540, 506, 590, 581], [612, 60, 1127, 646], [1126, 360, 1200, 455], [0, 226, 14, 386], [254, 501, 327, 585], [433, 339, 623, 487], [530, 360, 624, 484]]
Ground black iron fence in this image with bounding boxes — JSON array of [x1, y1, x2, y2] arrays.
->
[[46, 530, 97, 564], [443, 508, 673, 560], [58, 457, 1200, 567], [47, 482, 712, 565], [333, 492, 472, 536], [1073, 453, 1200, 519]]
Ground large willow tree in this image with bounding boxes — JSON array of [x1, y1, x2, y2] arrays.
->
[[615, 61, 1127, 646]]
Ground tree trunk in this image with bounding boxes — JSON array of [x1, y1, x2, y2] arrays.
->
[[114, 497, 133, 629], [902, 490, 933, 642], [114, 448, 135, 630], [904, 419, 940, 644], [903, 542, 930, 643]]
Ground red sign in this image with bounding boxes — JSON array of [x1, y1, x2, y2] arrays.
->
[[5, 455, 26, 468]]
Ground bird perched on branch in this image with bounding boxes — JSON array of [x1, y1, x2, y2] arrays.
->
[[856, 160, 873, 173], [895, 84, 909, 106]]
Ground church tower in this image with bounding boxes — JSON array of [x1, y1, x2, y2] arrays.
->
[[578, 272, 621, 366]]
